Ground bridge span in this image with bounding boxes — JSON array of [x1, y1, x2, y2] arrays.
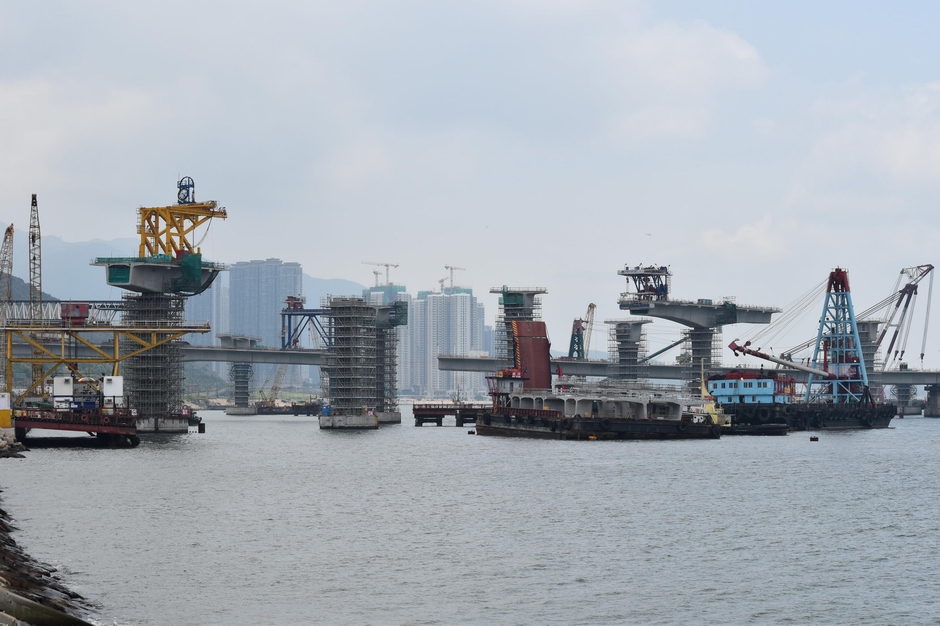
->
[[7, 341, 330, 366]]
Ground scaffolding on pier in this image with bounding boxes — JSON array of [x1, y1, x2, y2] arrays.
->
[[681, 328, 723, 393], [229, 362, 253, 408], [324, 297, 407, 416], [606, 319, 651, 382], [120, 293, 186, 420], [489, 287, 546, 361]]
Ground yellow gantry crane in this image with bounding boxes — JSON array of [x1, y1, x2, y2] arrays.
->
[[137, 176, 228, 257], [2, 315, 210, 402]]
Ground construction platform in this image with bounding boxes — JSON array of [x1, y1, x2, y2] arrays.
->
[[412, 403, 487, 427], [13, 407, 139, 447]]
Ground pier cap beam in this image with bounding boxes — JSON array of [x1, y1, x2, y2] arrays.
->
[[621, 299, 778, 329]]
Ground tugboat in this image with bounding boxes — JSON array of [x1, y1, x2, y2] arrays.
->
[[475, 320, 722, 440], [723, 268, 895, 431]]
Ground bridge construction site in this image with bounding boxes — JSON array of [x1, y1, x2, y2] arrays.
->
[[0, 178, 415, 439], [440, 263, 940, 419], [3, 177, 940, 443]]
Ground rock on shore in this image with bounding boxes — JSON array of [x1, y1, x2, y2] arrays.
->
[[0, 435, 26, 460]]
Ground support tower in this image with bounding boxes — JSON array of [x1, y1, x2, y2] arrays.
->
[[618, 264, 777, 391], [489, 286, 546, 361], [324, 296, 407, 424], [94, 178, 227, 432]]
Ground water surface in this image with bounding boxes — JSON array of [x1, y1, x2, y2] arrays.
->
[[3, 411, 939, 624]]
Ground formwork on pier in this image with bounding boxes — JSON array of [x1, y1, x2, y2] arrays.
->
[[325, 296, 407, 418], [607, 319, 651, 382], [120, 293, 186, 429], [229, 362, 253, 408], [489, 287, 546, 361], [681, 327, 723, 392]]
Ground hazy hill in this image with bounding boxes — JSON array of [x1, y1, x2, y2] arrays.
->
[[11, 232, 138, 301], [7, 275, 58, 302]]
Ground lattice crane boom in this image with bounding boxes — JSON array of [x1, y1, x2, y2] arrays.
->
[[0, 224, 12, 394], [582, 303, 596, 358], [28, 195, 41, 320], [567, 303, 597, 360], [28, 195, 45, 394], [0, 225, 13, 303], [875, 264, 933, 369]]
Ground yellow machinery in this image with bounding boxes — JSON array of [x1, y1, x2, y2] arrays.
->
[[138, 201, 227, 257], [1, 318, 210, 403], [137, 175, 227, 256]]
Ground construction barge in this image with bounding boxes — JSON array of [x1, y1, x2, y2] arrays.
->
[[254, 399, 323, 416], [14, 375, 140, 448], [412, 402, 486, 427], [476, 321, 723, 440], [708, 369, 894, 431], [720, 268, 895, 432]]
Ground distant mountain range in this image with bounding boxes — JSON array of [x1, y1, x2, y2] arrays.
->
[[7, 275, 57, 302], [6, 232, 364, 302]]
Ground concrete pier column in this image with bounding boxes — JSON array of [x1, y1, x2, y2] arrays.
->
[[612, 321, 649, 380], [687, 327, 716, 393], [925, 385, 940, 417]]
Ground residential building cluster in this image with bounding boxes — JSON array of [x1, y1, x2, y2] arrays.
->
[[186, 260, 493, 398]]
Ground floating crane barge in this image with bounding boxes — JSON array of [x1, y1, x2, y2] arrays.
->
[[716, 268, 895, 431]]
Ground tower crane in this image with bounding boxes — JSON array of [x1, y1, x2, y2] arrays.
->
[[444, 265, 465, 289], [567, 303, 596, 360], [0, 224, 13, 394], [28, 195, 44, 393], [438, 276, 448, 292], [0, 225, 13, 303], [372, 270, 382, 288], [28, 195, 41, 321], [362, 261, 399, 285]]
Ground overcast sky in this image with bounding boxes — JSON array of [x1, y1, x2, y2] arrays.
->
[[2, 1, 939, 367]]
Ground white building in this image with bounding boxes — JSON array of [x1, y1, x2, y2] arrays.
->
[[360, 283, 492, 399]]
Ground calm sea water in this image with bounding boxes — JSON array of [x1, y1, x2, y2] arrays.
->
[[2, 410, 940, 625]]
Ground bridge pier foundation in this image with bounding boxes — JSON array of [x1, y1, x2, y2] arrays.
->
[[925, 385, 940, 418]]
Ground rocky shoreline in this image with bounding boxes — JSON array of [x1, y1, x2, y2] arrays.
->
[[1, 438, 96, 625], [0, 434, 26, 460]]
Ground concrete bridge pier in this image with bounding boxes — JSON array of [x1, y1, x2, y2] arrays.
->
[[609, 320, 649, 380], [925, 385, 940, 417]]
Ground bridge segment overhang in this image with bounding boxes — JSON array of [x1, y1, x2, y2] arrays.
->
[[621, 301, 778, 328]]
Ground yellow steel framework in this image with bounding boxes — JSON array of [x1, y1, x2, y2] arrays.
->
[[1, 322, 210, 402], [137, 201, 228, 257]]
